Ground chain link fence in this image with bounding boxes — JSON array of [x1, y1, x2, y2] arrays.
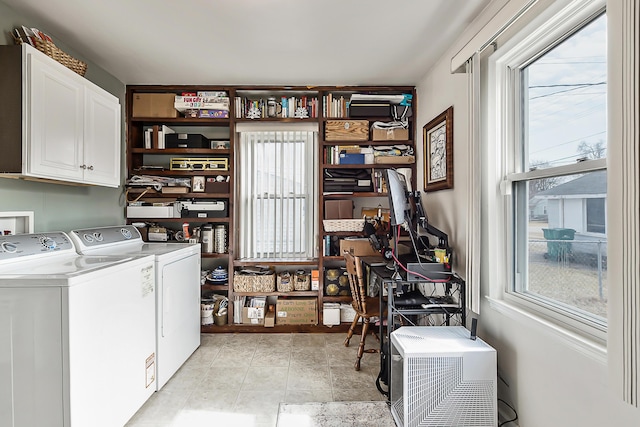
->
[[528, 239, 607, 318]]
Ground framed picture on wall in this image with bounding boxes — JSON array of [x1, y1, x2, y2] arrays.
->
[[423, 106, 453, 191]]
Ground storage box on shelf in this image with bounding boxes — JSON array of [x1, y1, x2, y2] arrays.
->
[[325, 120, 369, 141], [132, 93, 179, 118], [276, 298, 318, 325]]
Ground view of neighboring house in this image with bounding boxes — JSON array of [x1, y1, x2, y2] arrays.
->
[[535, 169, 607, 258], [529, 196, 548, 220]]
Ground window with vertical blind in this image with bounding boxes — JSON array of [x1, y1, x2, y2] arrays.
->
[[237, 124, 318, 260]]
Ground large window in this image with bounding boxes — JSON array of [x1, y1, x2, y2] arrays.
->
[[237, 127, 318, 259], [493, 5, 607, 336]]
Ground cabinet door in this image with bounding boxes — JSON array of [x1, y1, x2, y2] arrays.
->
[[26, 51, 84, 182], [83, 86, 121, 187]]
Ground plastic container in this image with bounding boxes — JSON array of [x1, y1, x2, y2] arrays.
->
[[202, 224, 213, 253]]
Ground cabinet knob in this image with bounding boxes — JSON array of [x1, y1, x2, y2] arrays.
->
[[80, 164, 86, 169], [87, 165, 94, 171]]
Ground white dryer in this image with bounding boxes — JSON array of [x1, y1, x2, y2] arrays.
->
[[69, 225, 201, 390], [0, 232, 156, 427]]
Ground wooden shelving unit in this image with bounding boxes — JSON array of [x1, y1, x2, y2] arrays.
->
[[125, 85, 416, 333]]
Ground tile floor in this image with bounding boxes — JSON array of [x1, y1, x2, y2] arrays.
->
[[125, 332, 388, 427]]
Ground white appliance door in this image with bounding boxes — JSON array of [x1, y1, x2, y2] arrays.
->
[[67, 259, 155, 427], [157, 253, 200, 390], [0, 287, 65, 427]]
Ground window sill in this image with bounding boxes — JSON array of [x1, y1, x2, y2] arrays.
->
[[486, 296, 607, 364]]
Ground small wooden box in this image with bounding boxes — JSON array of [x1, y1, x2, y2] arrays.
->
[[325, 120, 369, 141]]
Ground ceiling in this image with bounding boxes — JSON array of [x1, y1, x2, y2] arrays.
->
[[4, 0, 491, 86]]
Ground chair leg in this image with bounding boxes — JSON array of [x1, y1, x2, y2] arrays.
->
[[355, 319, 371, 371], [344, 314, 361, 347]]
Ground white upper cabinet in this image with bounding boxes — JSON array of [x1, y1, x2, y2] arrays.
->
[[82, 82, 121, 187], [0, 43, 121, 187]]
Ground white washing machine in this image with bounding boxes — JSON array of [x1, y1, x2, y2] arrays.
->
[[0, 232, 156, 427], [69, 225, 201, 390]]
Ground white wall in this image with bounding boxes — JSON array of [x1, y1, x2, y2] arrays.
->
[[415, 61, 470, 274], [415, 0, 640, 425]]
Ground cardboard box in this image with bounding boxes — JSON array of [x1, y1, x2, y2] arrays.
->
[[372, 127, 409, 141], [276, 298, 318, 325], [340, 238, 380, 257], [323, 303, 341, 326], [324, 200, 353, 220], [264, 305, 276, 328], [325, 120, 369, 141], [132, 93, 179, 118], [242, 306, 265, 325]]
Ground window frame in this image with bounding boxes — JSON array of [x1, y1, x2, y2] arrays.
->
[[236, 123, 319, 260], [488, 0, 607, 344]]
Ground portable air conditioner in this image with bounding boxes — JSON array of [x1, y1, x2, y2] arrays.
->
[[390, 326, 497, 427]]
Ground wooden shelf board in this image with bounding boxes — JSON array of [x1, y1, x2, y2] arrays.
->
[[322, 192, 386, 198], [126, 189, 230, 198], [322, 140, 412, 146], [201, 284, 229, 291], [131, 148, 230, 154], [322, 296, 352, 303], [201, 253, 230, 259], [201, 323, 352, 333], [233, 258, 319, 266], [234, 117, 318, 123], [233, 291, 318, 297], [130, 170, 229, 177], [322, 163, 414, 169], [130, 117, 230, 125], [126, 217, 230, 223]]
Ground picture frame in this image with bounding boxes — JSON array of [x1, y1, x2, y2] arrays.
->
[[423, 106, 453, 191], [192, 176, 205, 193]]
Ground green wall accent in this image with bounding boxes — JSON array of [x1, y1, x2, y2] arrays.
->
[[0, 0, 126, 232]]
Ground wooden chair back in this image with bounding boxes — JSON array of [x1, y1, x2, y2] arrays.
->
[[344, 252, 369, 317]]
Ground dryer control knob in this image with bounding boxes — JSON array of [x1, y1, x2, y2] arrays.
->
[[1, 242, 17, 253], [40, 237, 57, 250]]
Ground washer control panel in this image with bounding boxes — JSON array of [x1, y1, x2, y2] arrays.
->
[[0, 232, 75, 260], [69, 225, 142, 248]]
